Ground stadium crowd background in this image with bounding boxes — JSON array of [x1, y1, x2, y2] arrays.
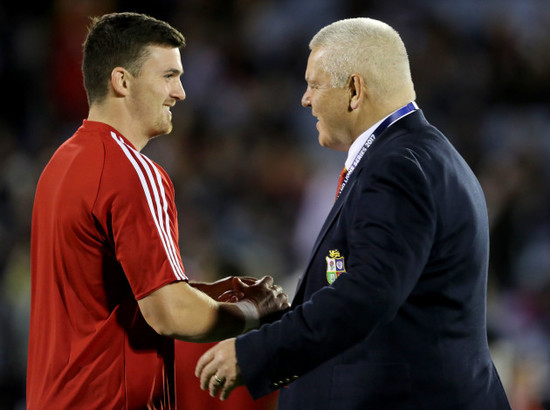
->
[[1, 0, 549, 408]]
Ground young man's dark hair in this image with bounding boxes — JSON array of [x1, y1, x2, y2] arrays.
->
[[82, 12, 186, 105]]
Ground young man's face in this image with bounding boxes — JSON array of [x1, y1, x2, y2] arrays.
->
[[128, 45, 185, 139]]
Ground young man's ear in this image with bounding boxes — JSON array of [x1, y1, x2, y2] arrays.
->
[[111, 67, 131, 97]]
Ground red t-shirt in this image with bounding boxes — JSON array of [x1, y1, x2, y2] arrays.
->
[[27, 120, 187, 409]]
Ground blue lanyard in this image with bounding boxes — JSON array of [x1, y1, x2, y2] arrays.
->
[[336, 101, 418, 198]]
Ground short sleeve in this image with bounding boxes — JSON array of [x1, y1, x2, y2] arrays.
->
[[97, 134, 187, 300]]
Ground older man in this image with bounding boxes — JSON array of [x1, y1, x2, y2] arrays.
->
[[196, 17, 511, 410]]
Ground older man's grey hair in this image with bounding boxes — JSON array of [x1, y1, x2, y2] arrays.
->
[[309, 18, 415, 102]]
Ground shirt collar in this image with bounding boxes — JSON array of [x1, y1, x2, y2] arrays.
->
[[344, 102, 416, 170]]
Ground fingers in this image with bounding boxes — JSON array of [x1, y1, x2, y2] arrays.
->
[[219, 380, 237, 401], [259, 275, 274, 287], [271, 284, 288, 306], [209, 373, 225, 398], [232, 276, 247, 292], [238, 276, 258, 285], [269, 281, 289, 307], [278, 291, 290, 309], [195, 348, 215, 390], [233, 275, 273, 287], [199, 358, 221, 393], [195, 339, 241, 400], [207, 372, 237, 400], [234, 275, 279, 292], [230, 275, 288, 319], [217, 289, 243, 302]]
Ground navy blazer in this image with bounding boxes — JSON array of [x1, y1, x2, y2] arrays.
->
[[236, 110, 511, 409]]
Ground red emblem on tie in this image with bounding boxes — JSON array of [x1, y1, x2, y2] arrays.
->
[[335, 167, 347, 201]]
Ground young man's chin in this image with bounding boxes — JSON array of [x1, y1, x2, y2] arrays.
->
[[151, 123, 173, 138]]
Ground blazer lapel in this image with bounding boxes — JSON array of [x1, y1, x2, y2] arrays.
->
[[292, 178, 357, 303], [292, 110, 425, 303], [309, 178, 356, 259]]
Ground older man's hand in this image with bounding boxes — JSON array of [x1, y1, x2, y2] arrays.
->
[[195, 338, 241, 401], [237, 276, 289, 318]]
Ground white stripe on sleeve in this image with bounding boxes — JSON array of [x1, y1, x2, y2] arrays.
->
[[110, 132, 186, 281]]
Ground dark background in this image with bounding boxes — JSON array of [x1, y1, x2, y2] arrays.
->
[[1, 0, 549, 408]]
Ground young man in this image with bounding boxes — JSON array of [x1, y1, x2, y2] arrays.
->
[[196, 17, 511, 409], [27, 12, 288, 409]]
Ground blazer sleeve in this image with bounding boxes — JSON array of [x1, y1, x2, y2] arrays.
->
[[236, 147, 437, 399]]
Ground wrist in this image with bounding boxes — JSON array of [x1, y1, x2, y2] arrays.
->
[[234, 299, 260, 332]]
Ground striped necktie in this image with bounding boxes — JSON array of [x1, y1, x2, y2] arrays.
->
[[335, 167, 347, 201]]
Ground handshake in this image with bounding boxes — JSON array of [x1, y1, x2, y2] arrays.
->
[[191, 275, 290, 401], [205, 275, 289, 331]]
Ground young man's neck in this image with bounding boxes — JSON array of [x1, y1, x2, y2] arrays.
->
[[88, 103, 149, 151]]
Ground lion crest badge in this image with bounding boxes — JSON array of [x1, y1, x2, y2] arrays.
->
[[326, 249, 346, 284]]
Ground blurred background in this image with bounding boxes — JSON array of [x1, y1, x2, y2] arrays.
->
[[1, 0, 549, 408]]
